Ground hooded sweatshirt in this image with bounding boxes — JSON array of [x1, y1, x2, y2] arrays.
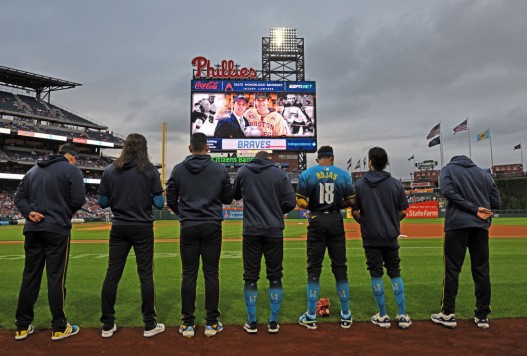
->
[[98, 161, 163, 225], [353, 170, 408, 247], [234, 157, 296, 237], [166, 154, 233, 227], [440, 155, 501, 231], [14, 155, 86, 235]]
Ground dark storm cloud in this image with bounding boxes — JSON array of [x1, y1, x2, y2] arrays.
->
[[1, 0, 525, 177]]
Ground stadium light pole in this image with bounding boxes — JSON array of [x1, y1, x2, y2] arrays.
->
[[262, 27, 307, 169], [262, 27, 304, 81]]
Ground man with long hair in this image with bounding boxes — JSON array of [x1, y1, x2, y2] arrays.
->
[[98, 133, 165, 338], [14, 143, 86, 341], [166, 133, 234, 338]]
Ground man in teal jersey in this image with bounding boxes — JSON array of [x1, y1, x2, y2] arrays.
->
[[296, 146, 355, 330]]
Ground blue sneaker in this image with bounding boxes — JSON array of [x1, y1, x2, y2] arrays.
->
[[204, 322, 223, 337], [340, 311, 353, 329], [298, 312, 317, 330], [179, 324, 195, 338]]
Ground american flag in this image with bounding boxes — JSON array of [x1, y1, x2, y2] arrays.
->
[[453, 119, 468, 135], [426, 123, 440, 139], [514, 143, 521, 150]]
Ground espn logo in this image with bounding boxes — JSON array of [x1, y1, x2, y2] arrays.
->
[[289, 84, 313, 89]]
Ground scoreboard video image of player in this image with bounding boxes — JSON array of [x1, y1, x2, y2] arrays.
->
[[191, 80, 317, 152]]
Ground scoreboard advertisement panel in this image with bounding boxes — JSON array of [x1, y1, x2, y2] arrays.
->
[[191, 80, 317, 152]]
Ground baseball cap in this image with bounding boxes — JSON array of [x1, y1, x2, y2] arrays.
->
[[233, 94, 248, 103], [58, 143, 79, 159], [255, 93, 269, 99]]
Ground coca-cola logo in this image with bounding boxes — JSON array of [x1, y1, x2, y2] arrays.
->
[[192, 56, 258, 79], [194, 81, 219, 90]]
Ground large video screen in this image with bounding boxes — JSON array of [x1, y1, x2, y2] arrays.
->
[[191, 80, 317, 152]]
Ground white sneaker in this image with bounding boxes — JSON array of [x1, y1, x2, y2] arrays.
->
[[395, 314, 412, 329], [101, 324, 117, 338], [371, 313, 391, 328], [144, 323, 165, 338], [431, 312, 457, 328]]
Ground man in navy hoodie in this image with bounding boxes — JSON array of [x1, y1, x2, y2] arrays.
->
[[431, 155, 500, 330], [166, 133, 234, 338], [14, 143, 86, 341], [352, 147, 411, 329], [233, 151, 296, 334]]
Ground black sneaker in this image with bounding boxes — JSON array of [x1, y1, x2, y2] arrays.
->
[[244, 321, 257, 334], [475, 317, 489, 329], [267, 321, 280, 333]]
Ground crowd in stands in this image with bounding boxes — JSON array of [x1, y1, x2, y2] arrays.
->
[[0, 189, 112, 221], [0, 190, 21, 220]]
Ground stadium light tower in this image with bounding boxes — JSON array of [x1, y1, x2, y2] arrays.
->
[[262, 27, 304, 81]]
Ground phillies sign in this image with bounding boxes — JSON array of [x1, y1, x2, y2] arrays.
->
[[192, 56, 258, 79]]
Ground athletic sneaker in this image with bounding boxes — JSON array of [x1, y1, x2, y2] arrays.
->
[[179, 324, 196, 338], [340, 311, 353, 329], [143, 323, 165, 338], [395, 314, 412, 329], [267, 321, 280, 333], [101, 324, 117, 338], [371, 313, 391, 328], [298, 312, 317, 330], [475, 317, 489, 330], [51, 323, 80, 341], [15, 325, 34, 340], [431, 312, 457, 328], [204, 322, 223, 337], [244, 321, 257, 334]]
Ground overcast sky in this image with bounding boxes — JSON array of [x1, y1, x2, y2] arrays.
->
[[2, 0, 526, 179]]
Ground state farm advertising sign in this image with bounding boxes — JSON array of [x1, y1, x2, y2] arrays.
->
[[407, 201, 439, 218]]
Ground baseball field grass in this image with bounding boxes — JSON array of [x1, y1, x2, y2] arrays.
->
[[1, 218, 526, 330]]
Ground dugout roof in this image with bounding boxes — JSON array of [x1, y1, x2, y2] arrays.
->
[[0, 65, 81, 92]]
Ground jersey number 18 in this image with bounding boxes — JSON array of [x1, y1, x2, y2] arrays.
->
[[319, 182, 335, 204]]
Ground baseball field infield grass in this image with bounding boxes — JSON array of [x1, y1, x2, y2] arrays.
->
[[1, 218, 526, 329]]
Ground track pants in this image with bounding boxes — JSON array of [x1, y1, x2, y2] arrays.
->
[[180, 223, 222, 325], [441, 228, 491, 319], [100, 224, 157, 330], [15, 231, 71, 331]]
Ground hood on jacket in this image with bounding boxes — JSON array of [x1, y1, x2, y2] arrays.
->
[[448, 155, 477, 168], [364, 170, 391, 188], [246, 157, 275, 174], [183, 154, 211, 174], [37, 155, 67, 168], [121, 160, 137, 170]]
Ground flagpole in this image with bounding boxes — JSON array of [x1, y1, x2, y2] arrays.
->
[[488, 128, 494, 168], [439, 121, 444, 168], [521, 144, 524, 172], [466, 117, 472, 159]]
